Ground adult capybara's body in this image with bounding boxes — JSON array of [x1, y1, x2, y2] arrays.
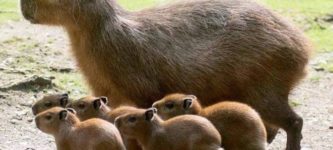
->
[[21, 0, 311, 149]]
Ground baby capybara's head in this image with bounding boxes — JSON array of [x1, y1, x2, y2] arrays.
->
[[114, 108, 158, 138], [68, 96, 109, 121], [20, 0, 110, 25], [32, 93, 70, 116], [35, 107, 77, 135], [152, 93, 201, 120]]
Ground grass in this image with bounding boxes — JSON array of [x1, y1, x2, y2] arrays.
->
[[261, 0, 333, 53], [0, 0, 20, 23]]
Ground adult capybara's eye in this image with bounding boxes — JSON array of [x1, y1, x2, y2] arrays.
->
[[165, 102, 174, 109]]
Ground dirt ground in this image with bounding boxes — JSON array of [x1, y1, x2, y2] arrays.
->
[[0, 21, 332, 150]]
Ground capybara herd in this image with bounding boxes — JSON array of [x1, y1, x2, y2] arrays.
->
[[21, 0, 311, 149]]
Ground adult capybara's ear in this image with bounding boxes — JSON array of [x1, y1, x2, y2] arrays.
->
[[145, 108, 157, 121], [60, 93, 69, 107], [59, 110, 68, 120]]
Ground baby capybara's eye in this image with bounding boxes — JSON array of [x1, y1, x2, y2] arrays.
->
[[165, 102, 174, 109], [128, 116, 137, 123], [44, 102, 52, 107], [78, 103, 85, 109], [45, 115, 52, 120]]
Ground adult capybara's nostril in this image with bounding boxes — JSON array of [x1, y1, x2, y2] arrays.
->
[[20, 0, 37, 23]]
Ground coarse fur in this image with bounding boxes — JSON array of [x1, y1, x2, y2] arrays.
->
[[21, 0, 311, 149], [35, 107, 126, 150], [153, 93, 267, 150], [114, 107, 222, 150], [68, 96, 142, 150], [32, 93, 70, 115]]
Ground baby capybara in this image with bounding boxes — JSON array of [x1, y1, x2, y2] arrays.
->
[[153, 93, 267, 150], [35, 107, 126, 150], [21, 0, 311, 149], [68, 96, 142, 150], [115, 107, 223, 150]]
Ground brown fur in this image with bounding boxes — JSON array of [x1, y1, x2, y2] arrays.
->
[[21, 0, 312, 148], [32, 93, 70, 115], [35, 107, 126, 150], [153, 93, 267, 150], [68, 96, 141, 150], [114, 107, 222, 150]]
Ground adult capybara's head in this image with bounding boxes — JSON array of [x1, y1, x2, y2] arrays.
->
[[20, 0, 107, 25]]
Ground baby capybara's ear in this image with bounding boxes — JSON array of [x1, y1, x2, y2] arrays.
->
[[93, 99, 103, 110], [60, 93, 69, 107], [100, 96, 109, 105], [145, 108, 157, 121], [182, 95, 196, 109], [66, 108, 76, 114], [59, 110, 68, 120], [183, 98, 193, 110]]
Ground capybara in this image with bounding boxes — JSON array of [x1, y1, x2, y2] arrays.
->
[[115, 107, 223, 150], [32, 93, 70, 115], [68, 96, 142, 150], [153, 93, 267, 150], [35, 107, 126, 150], [68, 96, 136, 122], [21, 0, 311, 149]]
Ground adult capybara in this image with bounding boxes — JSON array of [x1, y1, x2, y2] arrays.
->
[[20, 0, 311, 149]]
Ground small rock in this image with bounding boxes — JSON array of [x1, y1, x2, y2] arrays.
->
[[329, 126, 333, 130], [314, 67, 325, 72], [323, 14, 333, 22], [10, 119, 18, 125], [27, 119, 33, 123], [0, 75, 54, 92], [50, 66, 74, 73]]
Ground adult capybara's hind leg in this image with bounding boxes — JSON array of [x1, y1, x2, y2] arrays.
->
[[251, 95, 303, 150]]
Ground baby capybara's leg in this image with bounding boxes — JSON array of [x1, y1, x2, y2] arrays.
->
[[252, 96, 303, 150], [265, 123, 279, 143]]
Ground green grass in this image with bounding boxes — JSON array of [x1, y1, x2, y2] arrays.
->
[[0, 0, 20, 23], [1, 0, 333, 53], [118, 0, 166, 10], [261, 0, 333, 53]]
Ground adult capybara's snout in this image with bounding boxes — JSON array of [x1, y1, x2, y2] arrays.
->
[[20, 0, 37, 23]]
